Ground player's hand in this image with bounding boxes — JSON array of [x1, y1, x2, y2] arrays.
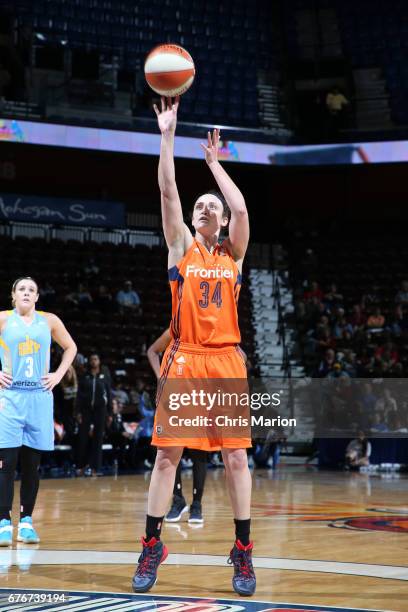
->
[[41, 371, 62, 392], [0, 371, 12, 389], [200, 128, 220, 165], [153, 96, 180, 133]]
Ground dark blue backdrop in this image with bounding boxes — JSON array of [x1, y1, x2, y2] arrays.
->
[[318, 437, 408, 467]]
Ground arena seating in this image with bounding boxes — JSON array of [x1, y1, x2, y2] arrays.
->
[[289, 232, 408, 376], [0, 234, 256, 382], [1, 0, 282, 128], [336, 0, 408, 125], [283, 0, 408, 126]]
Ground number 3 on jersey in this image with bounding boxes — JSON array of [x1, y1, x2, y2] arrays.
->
[[199, 281, 222, 308], [25, 356, 34, 378]]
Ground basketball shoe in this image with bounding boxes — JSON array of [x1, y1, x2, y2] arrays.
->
[[188, 501, 203, 524], [0, 519, 12, 546], [132, 537, 168, 592], [228, 540, 256, 596], [165, 495, 188, 522], [17, 517, 40, 544]]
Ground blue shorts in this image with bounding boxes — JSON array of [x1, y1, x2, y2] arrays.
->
[[0, 388, 54, 451]]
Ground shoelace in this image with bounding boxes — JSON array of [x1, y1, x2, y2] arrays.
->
[[20, 524, 35, 531], [137, 546, 160, 576], [228, 549, 253, 580]]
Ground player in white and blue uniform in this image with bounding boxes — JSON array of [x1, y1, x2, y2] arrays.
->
[[0, 277, 76, 546]]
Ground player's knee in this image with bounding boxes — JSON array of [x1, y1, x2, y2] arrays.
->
[[223, 449, 248, 473], [0, 448, 19, 474], [155, 448, 182, 472]]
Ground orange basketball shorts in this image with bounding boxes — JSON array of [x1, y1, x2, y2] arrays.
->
[[151, 341, 252, 451]]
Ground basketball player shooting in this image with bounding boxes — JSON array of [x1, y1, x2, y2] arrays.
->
[[132, 96, 255, 596]]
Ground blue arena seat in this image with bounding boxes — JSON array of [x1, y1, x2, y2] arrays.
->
[[0, 0, 287, 128]]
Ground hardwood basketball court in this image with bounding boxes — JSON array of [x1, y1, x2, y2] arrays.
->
[[1, 467, 407, 611]]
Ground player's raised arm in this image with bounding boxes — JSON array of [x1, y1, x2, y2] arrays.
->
[[201, 129, 249, 260], [154, 97, 192, 262]]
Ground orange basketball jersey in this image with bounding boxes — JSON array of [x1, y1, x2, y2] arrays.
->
[[169, 238, 241, 346]]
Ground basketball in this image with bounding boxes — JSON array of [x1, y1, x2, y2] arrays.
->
[[144, 44, 195, 97]]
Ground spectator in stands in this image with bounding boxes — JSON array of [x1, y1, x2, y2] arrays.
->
[[300, 248, 319, 279], [314, 315, 330, 340], [366, 307, 385, 330], [359, 383, 377, 428], [324, 283, 344, 309], [361, 285, 381, 308], [303, 281, 323, 302], [327, 362, 350, 379], [39, 281, 56, 309], [272, 243, 288, 270], [395, 280, 408, 304], [342, 350, 357, 378], [326, 86, 349, 137], [349, 304, 366, 331], [374, 341, 399, 366], [324, 374, 354, 429], [54, 420, 66, 445], [253, 428, 285, 469], [65, 283, 93, 310], [387, 305, 408, 336], [105, 398, 132, 467], [370, 412, 389, 433], [296, 300, 306, 322], [332, 309, 353, 339], [384, 352, 400, 376], [131, 378, 154, 412], [113, 380, 130, 406], [59, 365, 78, 438], [127, 387, 155, 469], [316, 327, 336, 353], [305, 297, 330, 329], [94, 284, 114, 313], [74, 352, 87, 376], [388, 413, 408, 433], [326, 86, 349, 115], [375, 387, 397, 417], [76, 353, 112, 476], [116, 280, 141, 314], [345, 432, 371, 469], [354, 346, 371, 375], [317, 348, 336, 377], [83, 257, 100, 278]]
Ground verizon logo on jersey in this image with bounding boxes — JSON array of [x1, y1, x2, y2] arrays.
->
[[186, 264, 233, 279]]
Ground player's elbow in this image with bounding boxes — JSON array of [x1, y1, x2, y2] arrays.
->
[[233, 205, 248, 219], [159, 183, 177, 201]]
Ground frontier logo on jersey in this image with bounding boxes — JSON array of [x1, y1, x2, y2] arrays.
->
[[18, 335, 40, 356], [186, 264, 233, 279]]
